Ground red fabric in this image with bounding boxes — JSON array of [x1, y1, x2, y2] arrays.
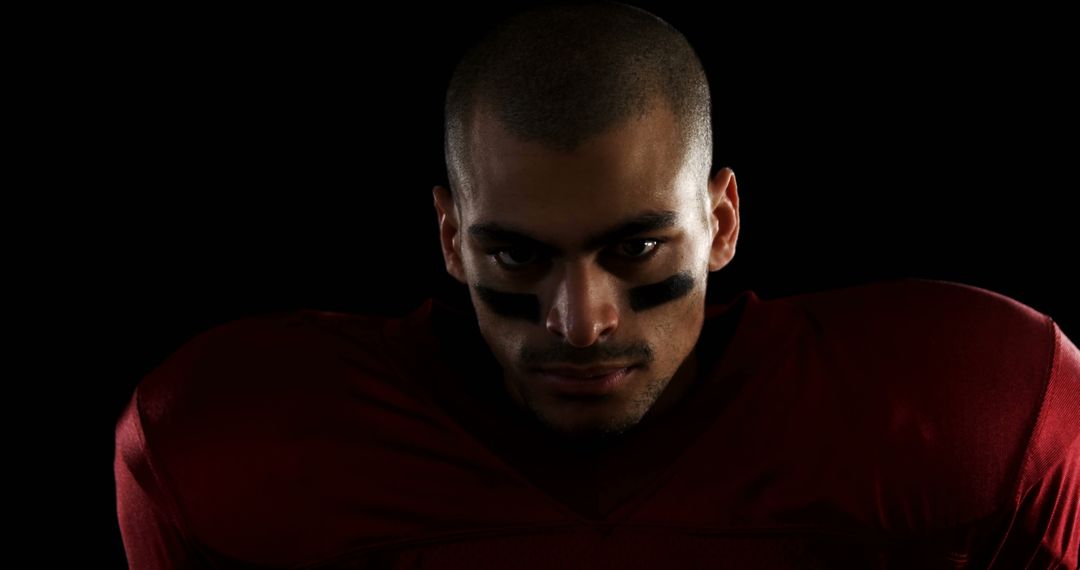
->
[[114, 278, 1079, 568]]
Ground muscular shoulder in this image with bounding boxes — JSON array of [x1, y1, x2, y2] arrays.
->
[[794, 277, 1049, 340], [786, 278, 1059, 520], [125, 309, 405, 559], [134, 310, 395, 437], [791, 277, 1054, 388]]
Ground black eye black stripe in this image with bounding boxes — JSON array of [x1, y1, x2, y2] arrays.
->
[[627, 271, 695, 312], [473, 284, 541, 322], [472, 270, 695, 323]]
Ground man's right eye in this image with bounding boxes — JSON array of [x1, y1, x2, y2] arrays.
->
[[489, 246, 539, 270]]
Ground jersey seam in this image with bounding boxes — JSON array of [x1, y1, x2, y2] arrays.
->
[[1012, 314, 1060, 504], [984, 313, 1058, 568], [133, 384, 225, 569]]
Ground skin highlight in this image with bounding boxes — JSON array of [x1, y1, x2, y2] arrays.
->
[[433, 99, 739, 445]]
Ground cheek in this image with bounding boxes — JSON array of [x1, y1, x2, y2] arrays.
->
[[640, 273, 705, 351], [475, 315, 529, 369]]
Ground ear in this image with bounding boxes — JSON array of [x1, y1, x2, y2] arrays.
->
[[707, 167, 739, 272], [433, 185, 467, 284]]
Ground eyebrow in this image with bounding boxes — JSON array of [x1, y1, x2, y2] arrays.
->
[[467, 209, 679, 254]]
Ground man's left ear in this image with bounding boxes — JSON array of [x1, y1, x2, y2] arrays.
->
[[707, 167, 739, 272]]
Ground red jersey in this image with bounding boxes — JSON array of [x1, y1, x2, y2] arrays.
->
[[114, 278, 1079, 568]]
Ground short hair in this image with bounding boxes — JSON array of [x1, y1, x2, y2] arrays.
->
[[443, 1, 713, 208]]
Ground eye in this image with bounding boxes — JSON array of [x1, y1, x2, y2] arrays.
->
[[616, 238, 662, 260], [490, 246, 540, 270], [487, 239, 664, 272]]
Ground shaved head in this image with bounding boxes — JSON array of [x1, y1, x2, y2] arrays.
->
[[443, 1, 713, 209]]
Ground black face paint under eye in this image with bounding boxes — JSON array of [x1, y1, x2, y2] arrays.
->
[[627, 271, 695, 312], [473, 283, 541, 323]]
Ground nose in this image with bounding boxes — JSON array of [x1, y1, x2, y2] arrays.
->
[[545, 260, 619, 347]]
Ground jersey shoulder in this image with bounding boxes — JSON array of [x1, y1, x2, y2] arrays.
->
[[792, 277, 1051, 336], [789, 277, 1055, 388], [131, 309, 396, 435], [116, 309, 414, 560], [785, 278, 1062, 517]]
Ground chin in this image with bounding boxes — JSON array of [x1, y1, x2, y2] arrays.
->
[[528, 400, 647, 443]]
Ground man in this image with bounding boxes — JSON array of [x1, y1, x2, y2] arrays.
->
[[115, 1, 1078, 568]]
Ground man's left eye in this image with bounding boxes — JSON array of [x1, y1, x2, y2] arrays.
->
[[616, 239, 662, 259]]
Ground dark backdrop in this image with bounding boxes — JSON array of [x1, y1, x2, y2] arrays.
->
[[84, 3, 1076, 566]]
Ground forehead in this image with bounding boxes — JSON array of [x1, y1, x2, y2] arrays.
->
[[464, 101, 697, 229]]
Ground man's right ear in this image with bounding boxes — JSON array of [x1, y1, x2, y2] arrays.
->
[[432, 185, 467, 284]]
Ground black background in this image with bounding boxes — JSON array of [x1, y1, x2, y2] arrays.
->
[[75, 3, 1075, 566]]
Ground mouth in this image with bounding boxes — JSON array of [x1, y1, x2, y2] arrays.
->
[[530, 365, 639, 395], [532, 364, 639, 378]]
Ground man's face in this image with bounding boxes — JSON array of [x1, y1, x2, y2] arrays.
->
[[434, 101, 738, 443]]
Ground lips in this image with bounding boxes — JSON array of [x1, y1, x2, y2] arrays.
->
[[532, 364, 638, 379], [532, 365, 637, 395]]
